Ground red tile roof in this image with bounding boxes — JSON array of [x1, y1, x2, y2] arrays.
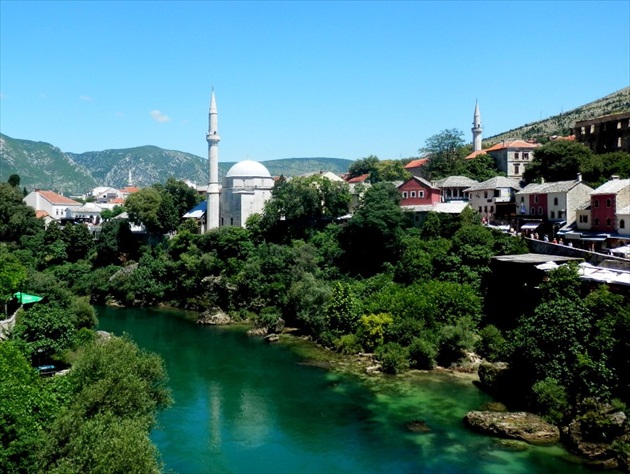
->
[[346, 173, 370, 184], [120, 186, 140, 194], [37, 190, 80, 205], [404, 158, 428, 169], [465, 150, 490, 160], [35, 210, 49, 219]]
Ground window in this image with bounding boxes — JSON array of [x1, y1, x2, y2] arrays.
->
[[594, 218, 599, 226], [594, 199, 599, 208], [478, 207, 482, 212], [590, 124, 595, 133], [620, 219, 626, 229], [581, 126, 586, 134], [618, 121, 622, 130], [606, 218, 612, 227], [550, 211, 555, 219], [410, 191, 416, 198], [553, 197, 558, 206], [606, 198, 612, 207], [558, 211, 564, 219], [534, 195, 539, 203], [523, 152, 529, 160], [484, 191, 488, 198], [490, 206, 494, 213], [419, 191, 425, 198], [579, 215, 589, 224], [520, 196, 524, 202], [618, 137, 622, 148], [484, 206, 488, 212], [402, 191, 408, 198], [531, 207, 535, 215], [538, 207, 543, 215], [514, 152, 520, 160], [514, 164, 520, 175]]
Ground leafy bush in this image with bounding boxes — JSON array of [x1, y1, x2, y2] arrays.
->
[[409, 336, 438, 369], [334, 334, 362, 355], [358, 313, 393, 352], [375, 342, 410, 374], [476, 325, 507, 362], [531, 377, 569, 424]]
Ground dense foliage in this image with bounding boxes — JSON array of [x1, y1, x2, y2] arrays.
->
[[2, 171, 630, 469]]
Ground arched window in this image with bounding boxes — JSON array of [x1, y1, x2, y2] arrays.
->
[[553, 197, 558, 206], [594, 199, 599, 208], [530, 207, 535, 215], [620, 219, 626, 229], [606, 218, 612, 227], [534, 195, 539, 203], [538, 207, 543, 215], [606, 198, 612, 207], [550, 211, 555, 219]]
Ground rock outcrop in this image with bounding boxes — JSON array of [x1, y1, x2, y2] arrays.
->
[[464, 411, 560, 445], [197, 309, 231, 325]]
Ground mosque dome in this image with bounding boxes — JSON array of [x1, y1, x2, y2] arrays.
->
[[226, 160, 271, 178]]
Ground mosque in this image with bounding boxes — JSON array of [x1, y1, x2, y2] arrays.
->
[[204, 90, 275, 230]]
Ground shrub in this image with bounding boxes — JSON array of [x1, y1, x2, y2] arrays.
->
[[334, 334, 362, 355], [375, 342, 410, 374], [531, 377, 569, 424], [409, 336, 438, 369], [476, 325, 507, 362], [358, 313, 393, 352]]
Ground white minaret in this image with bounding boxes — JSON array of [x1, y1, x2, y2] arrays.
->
[[206, 89, 221, 231], [472, 100, 483, 152]]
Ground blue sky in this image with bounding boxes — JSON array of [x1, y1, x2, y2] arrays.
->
[[1, 1, 628, 163]]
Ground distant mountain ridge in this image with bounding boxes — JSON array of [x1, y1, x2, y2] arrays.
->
[[1, 87, 628, 195]]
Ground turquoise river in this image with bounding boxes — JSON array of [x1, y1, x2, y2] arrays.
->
[[97, 306, 603, 474]]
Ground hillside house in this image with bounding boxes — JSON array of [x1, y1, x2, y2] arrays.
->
[[465, 177, 521, 221], [516, 177, 593, 225], [434, 176, 478, 202], [590, 177, 630, 233], [89, 186, 123, 203], [402, 201, 470, 227], [397, 176, 441, 206], [466, 140, 540, 180], [403, 158, 428, 178], [24, 190, 82, 220]]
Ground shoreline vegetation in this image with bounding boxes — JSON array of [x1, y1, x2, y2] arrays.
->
[[2, 165, 630, 472]]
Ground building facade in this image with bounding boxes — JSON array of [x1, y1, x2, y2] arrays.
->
[[574, 112, 630, 154]]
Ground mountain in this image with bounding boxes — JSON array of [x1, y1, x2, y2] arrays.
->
[[2, 87, 628, 195], [67, 146, 208, 190], [485, 87, 630, 144], [0, 134, 97, 195]]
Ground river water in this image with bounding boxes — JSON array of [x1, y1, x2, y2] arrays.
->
[[97, 306, 598, 474]]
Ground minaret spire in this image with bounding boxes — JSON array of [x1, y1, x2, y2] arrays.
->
[[472, 100, 483, 152], [206, 88, 221, 231]]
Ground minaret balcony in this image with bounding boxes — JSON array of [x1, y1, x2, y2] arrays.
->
[[206, 133, 221, 143]]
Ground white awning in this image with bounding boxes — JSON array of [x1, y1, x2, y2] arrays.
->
[[520, 222, 541, 230]]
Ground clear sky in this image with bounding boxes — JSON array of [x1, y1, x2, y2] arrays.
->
[[1, 1, 628, 163]]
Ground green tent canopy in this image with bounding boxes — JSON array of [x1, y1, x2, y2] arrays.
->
[[13, 292, 43, 304]]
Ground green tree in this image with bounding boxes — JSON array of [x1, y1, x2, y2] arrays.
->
[[420, 129, 467, 179], [0, 341, 58, 473], [347, 155, 380, 180], [339, 182, 408, 276], [0, 246, 27, 314], [523, 140, 593, 183], [459, 153, 504, 181], [125, 187, 162, 233], [61, 223, 94, 262], [325, 282, 360, 338], [0, 183, 43, 244], [7, 174, 20, 187]]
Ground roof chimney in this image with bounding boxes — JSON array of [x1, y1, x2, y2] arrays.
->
[[577, 173, 582, 182], [540, 177, 545, 184], [612, 175, 620, 180]]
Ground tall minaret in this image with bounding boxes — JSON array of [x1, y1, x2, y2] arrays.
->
[[206, 89, 221, 231], [472, 100, 483, 152]]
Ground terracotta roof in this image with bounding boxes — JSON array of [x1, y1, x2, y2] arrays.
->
[[346, 173, 369, 184], [484, 140, 541, 152], [404, 158, 428, 169], [110, 198, 125, 204], [120, 186, 140, 194], [37, 190, 80, 206], [35, 210, 50, 219], [464, 150, 489, 160]]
